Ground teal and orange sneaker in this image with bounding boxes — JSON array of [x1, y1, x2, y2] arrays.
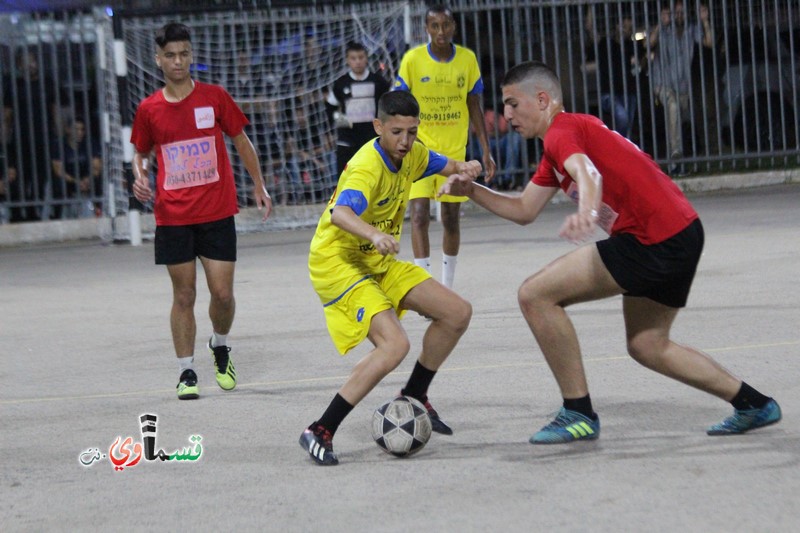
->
[[176, 369, 199, 400], [530, 407, 600, 444], [208, 337, 236, 391], [707, 398, 781, 435]]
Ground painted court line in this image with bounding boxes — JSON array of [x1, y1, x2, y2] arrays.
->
[[2, 339, 796, 406]]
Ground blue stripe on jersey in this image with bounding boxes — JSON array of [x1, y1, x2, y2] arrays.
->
[[335, 189, 368, 216], [423, 150, 448, 178], [426, 43, 456, 62], [469, 77, 484, 95], [373, 139, 399, 173], [393, 77, 409, 91], [323, 275, 372, 307]]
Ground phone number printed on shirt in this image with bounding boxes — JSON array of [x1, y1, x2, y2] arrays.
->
[[161, 136, 220, 190]]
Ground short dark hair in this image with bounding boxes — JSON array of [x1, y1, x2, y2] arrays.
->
[[345, 41, 367, 54], [377, 91, 419, 121], [155, 23, 192, 48], [502, 60, 559, 87], [426, 4, 454, 22]]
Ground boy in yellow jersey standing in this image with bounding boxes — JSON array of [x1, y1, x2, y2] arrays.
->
[[394, 4, 496, 289], [299, 91, 481, 465]]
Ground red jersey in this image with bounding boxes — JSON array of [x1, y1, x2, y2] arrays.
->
[[532, 113, 697, 244], [130, 81, 248, 226]]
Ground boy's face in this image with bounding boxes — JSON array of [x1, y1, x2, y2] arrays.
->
[[502, 81, 547, 139], [425, 11, 456, 48], [156, 40, 193, 83], [373, 114, 419, 165], [346, 50, 368, 76]]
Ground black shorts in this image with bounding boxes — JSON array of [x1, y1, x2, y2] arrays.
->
[[154, 216, 237, 265], [596, 218, 704, 308]]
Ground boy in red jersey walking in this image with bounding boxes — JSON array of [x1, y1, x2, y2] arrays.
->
[[441, 61, 780, 443], [131, 23, 272, 400]]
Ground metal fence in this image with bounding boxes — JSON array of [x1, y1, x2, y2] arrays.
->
[[1, 0, 798, 230]]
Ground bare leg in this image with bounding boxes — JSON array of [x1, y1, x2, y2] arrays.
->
[[410, 197, 431, 259], [623, 296, 741, 401], [167, 261, 198, 357], [338, 309, 410, 405], [517, 245, 622, 398], [200, 256, 236, 336], [440, 202, 461, 256], [401, 278, 472, 370]]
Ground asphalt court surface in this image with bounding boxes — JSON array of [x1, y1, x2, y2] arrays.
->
[[1, 184, 799, 531]]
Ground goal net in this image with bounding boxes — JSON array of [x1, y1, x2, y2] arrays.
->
[[122, 2, 410, 230]]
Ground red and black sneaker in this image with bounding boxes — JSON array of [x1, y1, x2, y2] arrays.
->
[[423, 398, 454, 435], [299, 423, 339, 466]]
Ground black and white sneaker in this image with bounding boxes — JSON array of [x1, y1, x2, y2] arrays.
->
[[299, 423, 339, 466]]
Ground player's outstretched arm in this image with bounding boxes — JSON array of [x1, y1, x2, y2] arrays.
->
[[439, 177, 557, 226], [330, 204, 399, 256], [131, 151, 153, 203], [232, 132, 273, 221]]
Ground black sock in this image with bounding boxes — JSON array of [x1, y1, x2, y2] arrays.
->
[[730, 382, 770, 410], [316, 393, 354, 436], [563, 394, 596, 420], [401, 361, 437, 403]]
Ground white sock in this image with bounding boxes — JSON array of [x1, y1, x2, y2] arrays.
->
[[178, 356, 194, 373], [414, 257, 431, 274], [442, 254, 458, 289], [211, 332, 228, 347]]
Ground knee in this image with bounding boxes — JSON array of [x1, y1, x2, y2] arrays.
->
[[173, 286, 196, 309], [626, 335, 666, 367], [411, 207, 429, 230], [382, 335, 412, 371], [447, 298, 472, 334], [210, 287, 235, 309], [517, 279, 547, 314]]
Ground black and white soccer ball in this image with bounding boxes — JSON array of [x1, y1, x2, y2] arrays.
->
[[371, 396, 432, 457]]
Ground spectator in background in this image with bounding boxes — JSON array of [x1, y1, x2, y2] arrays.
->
[[326, 41, 391, 178], [50, 117, 102, 218], [4, 48, 59, 220], [585, 11, 643, 139], [228, 49, 285, 206], [287, 100, 335, 203], [468, 105, 523, 190], [649, 1, 714, 175], [0, 107, 20, 223]]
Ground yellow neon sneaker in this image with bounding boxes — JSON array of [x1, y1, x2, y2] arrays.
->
[[176, 369, 199, 400], [208, 337, 236, 390]]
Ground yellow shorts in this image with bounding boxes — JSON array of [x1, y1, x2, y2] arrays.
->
[[409, 174, 468, 203], [312, 259, 431, 354]]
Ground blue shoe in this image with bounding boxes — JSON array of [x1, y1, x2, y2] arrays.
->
[[707, 398, 781, 435], [530, 407, 600, 444]]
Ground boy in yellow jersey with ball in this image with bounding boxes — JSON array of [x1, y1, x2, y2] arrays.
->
[[300, 91, 481, 465]]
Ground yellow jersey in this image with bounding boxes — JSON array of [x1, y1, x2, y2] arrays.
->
[[394, 43, 484, 159], [308, 138, 447, 302]]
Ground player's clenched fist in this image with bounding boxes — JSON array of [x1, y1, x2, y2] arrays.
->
[[370, 232, 400, 255]]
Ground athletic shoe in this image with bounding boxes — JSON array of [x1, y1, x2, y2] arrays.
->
[[706, 398, 782, 435], [423, 399, 454, 435], [299, 423, 339, 466], [176, 369, 199, 400], [207, 337, 236, 390], [530, 407, 600, 444]]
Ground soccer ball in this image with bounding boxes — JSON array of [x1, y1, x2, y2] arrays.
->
[[371, 396, 432, 457]]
